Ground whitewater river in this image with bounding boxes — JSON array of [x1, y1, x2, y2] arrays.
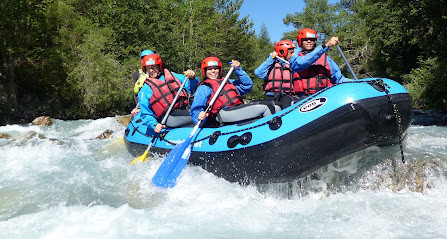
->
[[0, 117, 446, 238]]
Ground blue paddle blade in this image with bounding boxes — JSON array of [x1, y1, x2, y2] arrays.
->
[[152, 137, 193, 188]]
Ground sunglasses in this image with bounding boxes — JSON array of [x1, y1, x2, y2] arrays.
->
[[302, 38, 316, 42]]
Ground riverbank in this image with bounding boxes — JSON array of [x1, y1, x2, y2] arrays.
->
[[412, 109, 447, 126], [2, 108, 446, 128]]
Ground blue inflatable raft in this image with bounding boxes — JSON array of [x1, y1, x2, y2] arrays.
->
[[124, 78, 413, 184]]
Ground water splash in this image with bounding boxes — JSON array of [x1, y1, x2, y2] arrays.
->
[[1, 120, 447, 238]]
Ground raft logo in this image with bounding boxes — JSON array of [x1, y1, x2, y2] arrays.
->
[[299, 97, 327, 113]]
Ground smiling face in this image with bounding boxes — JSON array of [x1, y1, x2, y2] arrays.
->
[[145, 65, 160, 78], [205, 66, 220, 80], [301, 38, 316, 51]]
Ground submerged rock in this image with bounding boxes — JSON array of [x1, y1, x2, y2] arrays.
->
[[18, 131, 47, 141], [359, 158, 443, 193], [0, 133, 11, 139], [116, 115, 132, 127], [31, 116, 53, 126], [6, 131, 64, 146], [95, 130, 114, 139]]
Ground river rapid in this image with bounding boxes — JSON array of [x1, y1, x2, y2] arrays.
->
[[0, 117, 446, 238]]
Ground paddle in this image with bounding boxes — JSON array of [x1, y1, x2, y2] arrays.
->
[[152, 66, 236, 188], [130, 72, 191, 164], [275, 56, 290, 65], [336, 45, 359, 80], [277, 45, 358, 81]]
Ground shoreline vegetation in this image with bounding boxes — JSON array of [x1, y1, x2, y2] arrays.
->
[[1, 0, 446, 126]]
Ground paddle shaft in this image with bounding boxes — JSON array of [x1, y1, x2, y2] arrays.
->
[[277, 46, 359, 81], [133, 91, 144, 112], [144, 75, 191, 151], [188, 66, 235, 138], [275, 48, 358, 95], [275, 56, 290, 65], [336, 45, 358, 81], [133, 101, 140, 111], [151, 66, 236, 187], [160, 75, 191, 124]]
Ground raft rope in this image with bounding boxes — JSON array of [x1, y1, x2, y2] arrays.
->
[[190, 86, 329, 144], [130, 79, 407, 157], [128, 89, 328, 146], [373, 78, 406, 164]]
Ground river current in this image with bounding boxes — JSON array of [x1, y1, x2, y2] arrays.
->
[[0, 117, 446, 238]]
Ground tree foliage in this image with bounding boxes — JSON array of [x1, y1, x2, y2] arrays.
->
[[283, 0, 447, 111], [1, 0, 446, 125], [284, 0, 336, 42], [0, 0, 270, 124]]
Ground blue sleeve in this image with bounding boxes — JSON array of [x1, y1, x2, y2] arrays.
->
[[190, 85, 212, 125], [138, 84, 158, 130], [327, 57, 352, 83], [290, 45, 329, 72], [230, 67, 253, 96], [255, 56, 275, 80], [172, 72, 200, 93]]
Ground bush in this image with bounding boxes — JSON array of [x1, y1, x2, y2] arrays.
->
[[403, 57, 447, 111]]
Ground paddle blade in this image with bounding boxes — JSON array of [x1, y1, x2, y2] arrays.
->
[[131, 150, 149, 165], [152, 138, 193, 188]]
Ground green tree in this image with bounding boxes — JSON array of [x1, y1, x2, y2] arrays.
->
[[0, 0, 277, 125], [0, 0, 56, 122], [258, 23, 271, 46], [358, 0, 447, 110], [282, 0, 447, 111], [247, 23, 274, 100], [45, 0, 132, 118], [403, 57, 447, 110], [283, 0, 337, 43]]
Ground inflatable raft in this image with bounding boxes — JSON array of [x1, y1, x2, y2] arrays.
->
[[124, 78, 413, 184]]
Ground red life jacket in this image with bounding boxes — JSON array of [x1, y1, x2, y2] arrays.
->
[[294, 52, 333, 94], [200, 78, 243, 115], [264, 62, 301, 95], [144, 69, 189, 118]]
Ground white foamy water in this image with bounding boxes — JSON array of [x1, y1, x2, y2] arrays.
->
[[0, 118, 446, 238]]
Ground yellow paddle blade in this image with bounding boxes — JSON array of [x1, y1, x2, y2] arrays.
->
[[131, 150, 149, 165], [138, 151, 149, 162], [117, 136, 124, 143]]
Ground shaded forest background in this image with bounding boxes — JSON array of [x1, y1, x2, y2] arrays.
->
[[1, 0, 446, 125]]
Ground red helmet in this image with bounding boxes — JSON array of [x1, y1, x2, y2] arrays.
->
[[297, 28, 317, 47], [141, 54, 163, 71], [201, 56, 222, 78], [274, 40, 295, 58]]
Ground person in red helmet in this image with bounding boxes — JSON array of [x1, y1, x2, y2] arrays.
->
[[191, 57, 280, 126], [255, 40, 299, 98], [256, 29, 349, 107], [138, 53, 199, 134], [191, 57, 278, 126], [292, 28, 351, 96], [190, 57, 249, 125]]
